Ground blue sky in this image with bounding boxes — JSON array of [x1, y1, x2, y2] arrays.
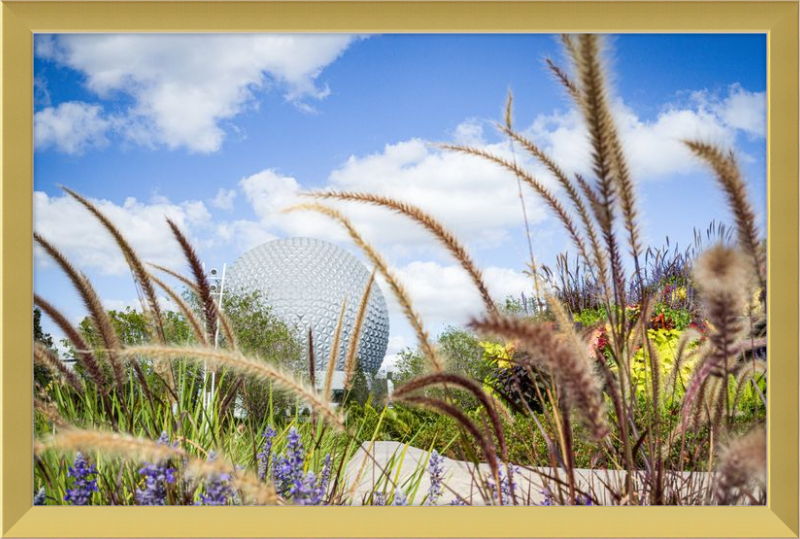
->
[[33, 33, 767, 370]]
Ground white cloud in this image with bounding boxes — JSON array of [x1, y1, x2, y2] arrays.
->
[[383, 261, 531, 329], [214, 220, 277, 252], [34, 191, 212, 275], [237, 168, 352, 242], [34, 102, 110, 155], [526, 84, 765, 182], [452, 118, 485, 145], [102, 296, 176, 313], [326, 138, 549, 249], [35, 34, 359, 153], [210, 188, 237, 211], [695, 84, 766, 138]]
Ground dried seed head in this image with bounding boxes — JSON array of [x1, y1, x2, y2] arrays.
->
[[716, 427, 766, 504], [694, 245, 753, 301]]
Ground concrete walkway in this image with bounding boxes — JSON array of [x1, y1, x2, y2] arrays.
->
[[343, 441, 717, 505]]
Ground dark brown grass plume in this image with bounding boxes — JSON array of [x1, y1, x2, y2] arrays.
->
[[683, 141, 765, 291], [62, 187, 168, 347], [166, 219, 217, 342], [34, 233, 126, 389], [34, 342, 83, 392], [573, 34, 628, 314], [308, 190, 496, 314], [34, 294, 108, 391], [545, 57, 580, 101], [393, 372, 508, 461]]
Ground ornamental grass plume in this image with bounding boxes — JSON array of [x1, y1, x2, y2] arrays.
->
[[682, 245, 753, 430], [308, 190, 496, 314], [715, 427, 766, 505], [64, 452, 98, 506]]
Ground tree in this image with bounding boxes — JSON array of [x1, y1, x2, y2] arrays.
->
[[216, 291, 303, 421], [34, 308, 56, 387], [437, 326, 489, 382], [391, 347, 426, 387]]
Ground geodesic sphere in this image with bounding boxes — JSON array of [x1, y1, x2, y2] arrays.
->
[[226, 237, 390, 373]]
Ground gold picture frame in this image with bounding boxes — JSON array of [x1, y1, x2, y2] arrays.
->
[[2, 2, 797, 537]]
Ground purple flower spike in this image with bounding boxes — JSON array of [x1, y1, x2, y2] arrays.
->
[[488, 459, 520, 505], [426, 450, 444, 505], [257, 426, 276, 482], [197, 451, 233, 506], [392, 491, 408, 506], [64, 452, 98, 505], [273, 428, 306, 499], [33, 488, 46, 506], [136, 431, 177, 506]]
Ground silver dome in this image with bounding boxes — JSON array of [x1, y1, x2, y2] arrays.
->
[[226, 237, 390, 374]]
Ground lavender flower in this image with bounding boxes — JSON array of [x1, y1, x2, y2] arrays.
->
[[273, 428, 305, 498], [392, 491, 408, 506], [64, 452, 98, 505], [316, 453, 332, 497], [539, 487, 553, 506], [197, 451, 233, 506], [372, 492, 387, 506], [33, 488, 46, 506], [488, 460, 520, 505], [448, 497, 467, 506], [136, 431, 177, 506], [257, 426, 276, 482], [426, 450, 444, 505], [269, 428, 331, 505]]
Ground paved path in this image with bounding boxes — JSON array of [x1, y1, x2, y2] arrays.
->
[[343, 441, 716, 505]]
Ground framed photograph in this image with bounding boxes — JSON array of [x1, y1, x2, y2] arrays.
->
[[2, 1, 797, 538]]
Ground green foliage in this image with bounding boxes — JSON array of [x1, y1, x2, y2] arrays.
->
[[628, 328, 696, 399], [438, 326, 488, 381], [572, 306, 608, 327], [219, 291, 303, 420], [651, 301, 692, 331], [343, 359, 371, 408], [34, 307, 56, 387], [391, 347, 426, 387]]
